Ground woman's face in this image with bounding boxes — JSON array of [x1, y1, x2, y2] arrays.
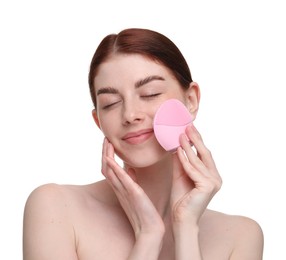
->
[[92, 54, 196, 168]]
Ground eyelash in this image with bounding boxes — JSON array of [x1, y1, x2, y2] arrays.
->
[[141, 93, 161, 98], [102, 101, 121, 110], [102, 94, 161, 110]]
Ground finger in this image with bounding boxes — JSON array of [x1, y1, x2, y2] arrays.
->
[[104, 163, 124, 192], [102, 139, 117, 176], [179, 133, 208, 176], [101, 139, 125, 192], [105, 141, 138, 184], [101, 138, 108, 176], [172, 152, 185, 180], [177, 146, 222, 197], [185, 126, 222, 187], [102, 137, 107, 157], [185, 125, 217, 170], [106, 139, 115, 158], [176, 146, 205, 182], [106, 157, 142, 197]]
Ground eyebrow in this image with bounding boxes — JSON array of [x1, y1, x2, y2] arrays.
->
[[96, 75, 165, 96], [135, 75, 165, 88]]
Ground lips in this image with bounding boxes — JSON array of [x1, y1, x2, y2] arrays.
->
[[122, 129, 154, 144]]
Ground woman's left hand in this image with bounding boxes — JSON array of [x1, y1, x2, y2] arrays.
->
[[171, 125, 222, 226]]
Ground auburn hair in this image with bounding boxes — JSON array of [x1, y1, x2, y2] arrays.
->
[[88, 28, 193, 108]]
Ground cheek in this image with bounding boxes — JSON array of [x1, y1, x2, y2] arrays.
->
[[98, 113, 118, 137], [98, 115, 119, 138]]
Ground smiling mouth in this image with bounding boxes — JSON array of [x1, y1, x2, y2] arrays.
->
[[122, 129, 154, 144]]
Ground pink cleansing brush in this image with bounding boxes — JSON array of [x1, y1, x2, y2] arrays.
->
[[153, 99, 193, 152]]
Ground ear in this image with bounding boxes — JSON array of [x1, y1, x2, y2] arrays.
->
[[92, 109, 101, 129], [185, 82, 201, 121]]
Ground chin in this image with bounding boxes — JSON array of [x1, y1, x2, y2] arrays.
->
[[116, 145, 169, 169]]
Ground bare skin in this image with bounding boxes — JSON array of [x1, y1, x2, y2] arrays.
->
[[23, 179, 263, 259], [23, 54, 264, 259]]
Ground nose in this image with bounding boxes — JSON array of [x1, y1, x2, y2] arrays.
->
[[122, 100, 145, 125]]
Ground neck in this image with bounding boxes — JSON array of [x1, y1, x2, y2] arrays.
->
[[124, 154, 173, 219]]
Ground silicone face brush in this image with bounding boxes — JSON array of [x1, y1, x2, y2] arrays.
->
[[153, 99, 193, 152]]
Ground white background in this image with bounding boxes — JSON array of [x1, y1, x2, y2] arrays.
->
[[1, 0, 285, 259]]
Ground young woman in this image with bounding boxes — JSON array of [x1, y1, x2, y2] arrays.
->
[[23, 28, 264, 260]]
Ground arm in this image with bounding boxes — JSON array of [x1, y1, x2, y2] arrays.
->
[[102, 138, 165, 260], [127, 233, 164, 260], [23, 184, 78, 260], [173, 223, 202, 259], [171, 125, 222, 259]]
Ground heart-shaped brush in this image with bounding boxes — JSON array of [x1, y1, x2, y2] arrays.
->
[[153, 99, 193, 152]]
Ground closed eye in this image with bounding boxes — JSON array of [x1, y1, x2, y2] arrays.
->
[[141, 93, 161, 98], [102, 100, 122, 110]]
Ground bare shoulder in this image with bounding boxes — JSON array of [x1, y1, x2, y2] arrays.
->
[[24, 183, 83, 218], [23, 181, 115, 260], [24, 183, 70, 224], [202, 209, 264, 234], [25, 183, 73, 206], [200, 209, 264, 259], [24, 181, 117, 223], [24, 180, 114, 207]]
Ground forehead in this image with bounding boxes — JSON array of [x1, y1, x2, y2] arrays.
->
[[93, 54, 173, 88]]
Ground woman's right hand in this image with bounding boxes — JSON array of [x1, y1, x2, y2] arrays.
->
[[101, 138, 165, 255]]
